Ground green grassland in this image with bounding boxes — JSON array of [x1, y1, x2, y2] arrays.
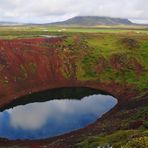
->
[[0, 25, 148, 39]]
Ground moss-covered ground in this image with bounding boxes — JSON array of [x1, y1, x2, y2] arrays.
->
[[60, 33, 148, 91]]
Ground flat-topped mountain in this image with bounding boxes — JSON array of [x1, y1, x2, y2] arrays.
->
[[50, 16, 133, 26], [1, 16, 147, 26]]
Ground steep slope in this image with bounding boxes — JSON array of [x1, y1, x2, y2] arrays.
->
[[0, 33, 147, 147]]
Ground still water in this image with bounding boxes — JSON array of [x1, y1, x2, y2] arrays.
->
[[0, 89, 117, 140]]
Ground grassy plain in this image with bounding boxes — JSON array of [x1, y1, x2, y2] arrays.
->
[[0, 25, 148, 39]]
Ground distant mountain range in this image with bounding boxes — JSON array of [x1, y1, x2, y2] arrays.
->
[[49, 16, 134, 26], [0, 21, 25, 26], [0, 16, 147, 26]]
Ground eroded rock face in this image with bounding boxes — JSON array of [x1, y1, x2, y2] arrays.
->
[[0, 38, 67, 107]]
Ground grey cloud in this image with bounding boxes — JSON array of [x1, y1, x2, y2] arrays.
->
[[0, 0, 147, 23]]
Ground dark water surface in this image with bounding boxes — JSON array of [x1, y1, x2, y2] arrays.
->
[[0, 88, 117, 140]]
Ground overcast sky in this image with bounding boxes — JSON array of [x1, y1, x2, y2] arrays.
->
[[0, 0, 147, 24]]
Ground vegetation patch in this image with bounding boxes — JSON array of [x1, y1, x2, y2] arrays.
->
[[76, 130, 148, 148]]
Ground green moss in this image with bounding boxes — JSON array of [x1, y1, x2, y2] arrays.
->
[[82, 55, 97, 79], [124, 70, 138, 83], [140, 41, 148, 68], [131, 107, 148, 120], [136, 73, 148, 90], [76, 61, 88, 80], [61, 67, 71, 79], [19, 64, 28, 79], [0, 76, 9, 85], [76, 130, 147, 148], [29, 62, 37, 74], [99, 67, 114, 82], [142, 121, 148, 130], [86, 34, 131, 58], [122, 137, 148, 148]]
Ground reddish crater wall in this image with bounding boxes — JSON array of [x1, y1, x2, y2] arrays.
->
[[0, 37, 137, 109], [0, 37, 141, 147]]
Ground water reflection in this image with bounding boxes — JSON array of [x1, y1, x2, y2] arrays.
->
[[0, 95, 117, 140]]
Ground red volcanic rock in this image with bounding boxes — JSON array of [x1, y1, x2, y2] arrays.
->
[[0, 37, 67, 108]]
